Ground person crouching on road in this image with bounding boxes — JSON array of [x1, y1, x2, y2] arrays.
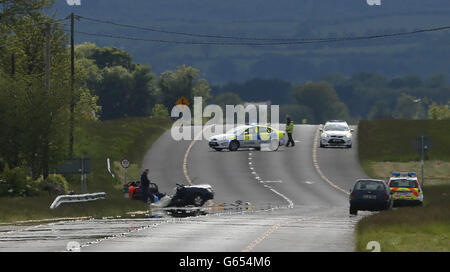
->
[[140, 169, 151, 203], [286, 117, 295, 147]]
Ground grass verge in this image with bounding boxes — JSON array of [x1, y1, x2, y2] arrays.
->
[[356, 120, 450, 252], [0, 117, 171, 223], [355, 184, 450, 252]]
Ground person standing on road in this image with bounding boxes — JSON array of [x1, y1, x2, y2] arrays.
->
[[140, 169, 151, 203], [286, 117, 295, 147]]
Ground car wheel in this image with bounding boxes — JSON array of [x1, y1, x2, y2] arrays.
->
[[349, 206, 358, 215], [269, 139, 279, 151], [229, 140, 240, 151], [192, 195, 205, 207], [347, 144, 352, 148], [214, 148, 223, 151], [320, 142, 324, 148]]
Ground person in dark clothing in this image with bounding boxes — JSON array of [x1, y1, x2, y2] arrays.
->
[[140, 169, 151, 203], [286, 117, 295, 147]]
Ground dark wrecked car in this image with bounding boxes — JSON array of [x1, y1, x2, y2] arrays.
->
[[125, 182, 214, 207]]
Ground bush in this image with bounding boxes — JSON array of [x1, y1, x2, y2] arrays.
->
[[151, 104, 169, 118], [0, 158, 5, 172], [0, 166, 40, 197], [36, 174, 69, 196]]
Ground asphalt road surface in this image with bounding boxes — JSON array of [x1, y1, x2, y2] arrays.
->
[[0, 125, 369, 252]]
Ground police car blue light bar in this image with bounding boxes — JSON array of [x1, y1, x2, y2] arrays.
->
[[392, 172, 416, 177]]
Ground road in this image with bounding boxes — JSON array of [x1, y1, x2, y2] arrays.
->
[[0, 125, 369, 252]]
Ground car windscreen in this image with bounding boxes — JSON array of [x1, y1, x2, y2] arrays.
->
[[390, 179, 418, 188], [324, 124, 349, 131], [354, 180, 385, 191]]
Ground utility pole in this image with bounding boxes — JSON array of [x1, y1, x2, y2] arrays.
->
[[45, 23, 51, 93], [43, 23, 51, 179], [69, 12, 75, 158]]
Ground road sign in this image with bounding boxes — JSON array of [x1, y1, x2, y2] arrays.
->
[[175, 96, 190, 107], [52, 158, 90, 193], [53, 158, 91, 174], [120, 158, 130, 169], [412, 134, 432, 154]]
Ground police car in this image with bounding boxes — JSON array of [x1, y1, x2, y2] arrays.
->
[[319, 120, 353, 148], [208, 124, 285, 151], [387, 172, 423, 206]]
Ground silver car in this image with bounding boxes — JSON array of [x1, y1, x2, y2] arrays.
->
[[319, 121, 353, 148]]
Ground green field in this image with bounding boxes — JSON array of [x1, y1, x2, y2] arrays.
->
[[356, 119, 450, 252], [358, 119, 450, 163], [0, 117, 171, 223]]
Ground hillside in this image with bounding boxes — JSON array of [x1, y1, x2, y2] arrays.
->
[[52, 0, 450, 84]]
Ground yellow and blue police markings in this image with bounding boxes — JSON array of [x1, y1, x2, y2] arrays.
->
[[388, 172, 424, 206], [208, 124, 285, 151]]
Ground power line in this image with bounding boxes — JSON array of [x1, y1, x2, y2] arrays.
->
[[76, 14, 450, 43], [69, 25, 450, 46], [77, 15, 325, 41]]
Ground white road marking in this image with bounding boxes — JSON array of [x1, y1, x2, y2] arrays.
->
[[246, 148, 294, 209], [183, 125, 212, 185], [312, 128, 349, 195], [262, 180, 283, 183]]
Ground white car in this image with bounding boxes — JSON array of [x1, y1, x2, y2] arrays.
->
[[208, 124, 285, 151], [319, 120, 353, 148]]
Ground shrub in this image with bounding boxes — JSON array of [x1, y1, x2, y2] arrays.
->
[[151, 104, 169, 118], [0, 166, 40, 197], [0, 158, 5, 172], [36, 174, 69, 196]]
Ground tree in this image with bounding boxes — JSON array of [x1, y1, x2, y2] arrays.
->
[[213, 78, 291, 105], [280, 104, 314, 124], [151, 104, 169, 118], [0, 0, 52, 31], [97, 65, 134, 119], [368, 101, 392, 120], [0, 14, 72, 178], [291, 81, 350, 124], [212, 92, 243, 110], [388, 74, 422, 89], [75, 43, 157, 120], [428, 102, 450, 120], [157, 65, 211, 110], [393, 93, 426, 119]]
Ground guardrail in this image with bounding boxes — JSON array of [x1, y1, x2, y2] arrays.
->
[[50, 192, 106, 209]]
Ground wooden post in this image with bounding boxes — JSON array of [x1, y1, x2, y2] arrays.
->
[[43, 23, 51, 179]]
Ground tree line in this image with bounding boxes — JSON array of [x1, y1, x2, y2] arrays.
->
[[212, 72, 450, 124]]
